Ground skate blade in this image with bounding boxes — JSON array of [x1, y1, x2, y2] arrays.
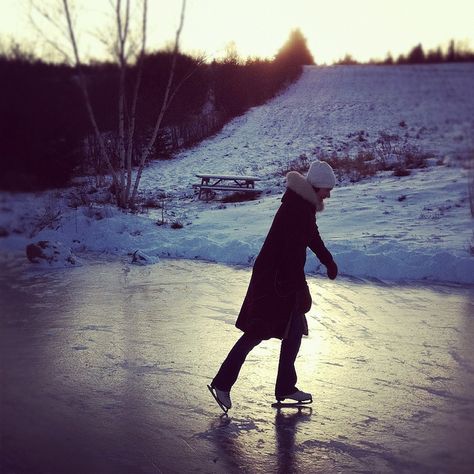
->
[[272, 398, 312, 409], [207, 384, 229, 414]]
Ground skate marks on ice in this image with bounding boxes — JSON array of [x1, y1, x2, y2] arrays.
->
[[200, 272, 474, 472], [301, 277, 474, 472], [1, 258, 474, 473]]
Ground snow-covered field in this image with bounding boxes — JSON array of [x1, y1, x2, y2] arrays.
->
[[1, 64, 473, 284]]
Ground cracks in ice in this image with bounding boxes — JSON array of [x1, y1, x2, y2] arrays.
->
[[298, 438, 423, 471]]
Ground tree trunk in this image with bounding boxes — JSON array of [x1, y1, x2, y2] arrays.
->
[[129, 0, 187, 208]]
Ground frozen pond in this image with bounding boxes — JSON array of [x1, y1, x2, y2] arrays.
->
[[1, 258, 474, 473]]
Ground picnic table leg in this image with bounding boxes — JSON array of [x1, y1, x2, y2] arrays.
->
[[198, 177, 206, 200]]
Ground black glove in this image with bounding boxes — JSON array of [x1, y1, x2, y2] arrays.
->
[[326, 260, 338, 280], [295, 284, 312, 314]]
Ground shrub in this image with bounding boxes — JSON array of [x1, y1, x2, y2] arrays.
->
[[30, 202, 62, 237], [221, 191, 260, 203], [320, 151, 377, 183], [277, 154, 310, 176], [374, 132, 429, 176], [393, 166, 411, 177], [374, 132, 400, 170], [143, 197, 163, 209], [402, 146, 429, 169]]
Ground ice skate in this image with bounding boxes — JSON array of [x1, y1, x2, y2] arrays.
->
[[272, 389, 312, 408], [207, 384, 232, 414]]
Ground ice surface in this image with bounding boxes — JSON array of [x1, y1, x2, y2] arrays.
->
[[1, 259, 473, 473]]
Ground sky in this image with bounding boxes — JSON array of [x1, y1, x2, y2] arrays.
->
[[1, 0, 474, 64]]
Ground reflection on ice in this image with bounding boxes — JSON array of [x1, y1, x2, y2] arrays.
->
[[1, 258, 473, 473]]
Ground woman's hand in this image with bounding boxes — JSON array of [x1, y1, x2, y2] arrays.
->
[[326, 260, 338, 280]]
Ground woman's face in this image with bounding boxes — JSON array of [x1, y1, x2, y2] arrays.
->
[[315, 188, 331, 201]]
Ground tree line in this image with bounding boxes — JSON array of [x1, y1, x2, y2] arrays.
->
[[0, 28, 312, 193], [335, 39, 474, 65]]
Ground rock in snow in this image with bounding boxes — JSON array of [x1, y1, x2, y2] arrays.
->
[[131, 249, 159, 265], [26, 241, 80, 267]]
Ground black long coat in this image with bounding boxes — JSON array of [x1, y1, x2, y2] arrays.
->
[[235, 188, 334, 340]]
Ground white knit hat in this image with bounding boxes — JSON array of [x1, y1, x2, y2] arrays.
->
[[306, 160, 336, 189]]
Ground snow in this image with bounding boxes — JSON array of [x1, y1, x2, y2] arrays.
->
[[1, 64, 473, 284]]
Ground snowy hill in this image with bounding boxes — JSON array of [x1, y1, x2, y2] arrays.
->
[[1, 64, 473, 284], [140, 63, 474, 194]]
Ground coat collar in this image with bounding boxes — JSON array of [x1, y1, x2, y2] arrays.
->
[[286, 171, 320, 209]]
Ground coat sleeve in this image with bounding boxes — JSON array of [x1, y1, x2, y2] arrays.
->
[[308, 220, 334, 267]]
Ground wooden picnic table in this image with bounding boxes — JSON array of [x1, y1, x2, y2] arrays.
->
[[193, 174, 262, 200]]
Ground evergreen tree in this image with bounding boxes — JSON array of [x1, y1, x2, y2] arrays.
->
[[407, 44, 425, 64], [275, 29, 315, 66], [383, 52, 394, 65], [447, 40, 456, 62], [426, 47, 443, 63], [335, 53, 358, 65]]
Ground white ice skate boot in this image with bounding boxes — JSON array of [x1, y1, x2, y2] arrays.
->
[[208, 384, 232, 413]]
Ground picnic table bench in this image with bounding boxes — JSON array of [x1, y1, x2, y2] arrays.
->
[[193, 174, 262, 200]]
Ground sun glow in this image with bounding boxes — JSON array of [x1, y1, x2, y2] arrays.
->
[[1, 0, 474, 64], [177, 0, 474, 63]]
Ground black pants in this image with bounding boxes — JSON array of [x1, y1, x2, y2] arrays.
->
[[212, 313, 304, 398]]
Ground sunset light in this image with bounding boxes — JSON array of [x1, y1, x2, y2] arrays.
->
[[1, 0, 474, 64]]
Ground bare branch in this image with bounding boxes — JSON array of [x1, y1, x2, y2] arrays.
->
[[162, 0, 187, 110], [28, 0, 72, 63], [123, 0, 131, 57], [130, 0, 187, 206], [166, 58, 205, 111], [125, 0, 148, 201]]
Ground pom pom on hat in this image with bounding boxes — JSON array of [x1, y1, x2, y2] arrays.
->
[[306, 160, 336, 189]]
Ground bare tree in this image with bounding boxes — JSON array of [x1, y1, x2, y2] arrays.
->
[[32, 0, 191, 209]]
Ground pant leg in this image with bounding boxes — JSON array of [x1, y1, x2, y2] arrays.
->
[[275, 312, 304, 398], [212, 332, 262, 391]]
